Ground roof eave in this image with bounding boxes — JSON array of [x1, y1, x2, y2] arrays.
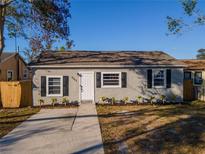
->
[[29, 64, 186, 68]]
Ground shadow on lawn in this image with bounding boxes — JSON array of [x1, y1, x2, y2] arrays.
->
[[99, 105, 205, 153], [134, 116, 205, 153]]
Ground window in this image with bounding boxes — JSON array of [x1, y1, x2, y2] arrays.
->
[[47, 76, 62, 96], [194, 72, 202, 85], [153, 70, 165, 88], [7, 70, 13, 81], [23, 69, 28, 79], [102, 72, 121, 88], [184, 72, 192, 80]]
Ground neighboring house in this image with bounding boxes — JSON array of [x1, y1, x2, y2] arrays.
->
[[29, 51, 185, 106], [181, 60, 205, 101], [0, 52, 30, 81]]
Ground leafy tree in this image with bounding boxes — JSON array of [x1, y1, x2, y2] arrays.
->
[[196, 49, 205, 59], [0, 0, 72, 57], [167, 0, 205, 35]]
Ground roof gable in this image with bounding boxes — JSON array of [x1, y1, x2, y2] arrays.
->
[[0, 52, 16, 63]]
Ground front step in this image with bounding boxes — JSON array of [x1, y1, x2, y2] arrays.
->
[[81, 100, 93, 104]]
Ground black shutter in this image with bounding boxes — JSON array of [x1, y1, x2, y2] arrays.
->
[[121, 72, 127, 88], [41, 76, 46, 97], [63, 76, 69, 96], [147, 69, 152, 88], [166, 69, 171, 88], [96, 72, 101, 88]]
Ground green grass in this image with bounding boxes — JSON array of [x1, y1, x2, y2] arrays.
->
[[97, 101, 205, 154], [0, 107, 40, 138]]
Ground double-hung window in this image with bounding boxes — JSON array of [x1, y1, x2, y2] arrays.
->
[[102, 72, 121, 88], [47, 76, 62, 96], [153, 70, 165, 88]]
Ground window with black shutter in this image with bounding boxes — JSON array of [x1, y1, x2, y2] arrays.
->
[[101, 72, 121, 88], [47, 76, 62, 96]]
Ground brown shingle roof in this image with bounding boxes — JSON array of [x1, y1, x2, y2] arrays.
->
[[29, 50, 185, 66], [180, 59, 205, 70]]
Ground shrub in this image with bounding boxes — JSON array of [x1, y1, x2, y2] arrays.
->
[[101, 96, 107, 102], [149, 96, 155, 104], [51, 97, 57, 106], [160, 95, 166, 104], [111, 97, 116, 104], [62, 97, 69, 105], [123, 97, 129, 104], [171, 94, 177, 103], [136, 96, 142, 104], [38, 99, 44, 107]]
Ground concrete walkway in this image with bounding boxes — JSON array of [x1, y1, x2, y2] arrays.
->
[[70, 103, 104, 154], [0, 103, 104, 154]]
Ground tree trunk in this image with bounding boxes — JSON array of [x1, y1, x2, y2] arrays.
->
[[0, 5, 6, 58]]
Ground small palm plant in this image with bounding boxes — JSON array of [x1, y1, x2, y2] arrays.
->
[[123, 97, 129, 104], [136, 96, 142, 104], [62, 97, 69, 106], [171, 94, 177, 103], [112, 97, 116, 104], [51, 97, 57, 106], [160, 95, 166, 104], [149, 96, 155, 104], [38, 99, 44, 107]]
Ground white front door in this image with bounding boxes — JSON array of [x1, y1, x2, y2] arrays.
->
[[80, 72, 94, 101]]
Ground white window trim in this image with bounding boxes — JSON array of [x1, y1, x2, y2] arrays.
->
[[194, 71, 203, 86], [46, 76, 63, 97], [152, 69, 166, 88], [101, 72, 121, 88], [7, 70, 13, 81]]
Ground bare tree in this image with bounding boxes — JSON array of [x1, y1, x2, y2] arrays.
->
[[0, 0, 72, 57]]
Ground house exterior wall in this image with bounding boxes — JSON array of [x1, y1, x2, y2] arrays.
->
[[32, 67, 184, 106], [0, 55, 29, 81]]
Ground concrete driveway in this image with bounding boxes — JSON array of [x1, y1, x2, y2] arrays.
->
[[0, 108, 77, 154], [0, 103, 104, 154]]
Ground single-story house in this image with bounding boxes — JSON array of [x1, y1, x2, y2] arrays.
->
[[181, 59, 205, 101], [0, 52, 30, 81], [29, 50, 185, 106]]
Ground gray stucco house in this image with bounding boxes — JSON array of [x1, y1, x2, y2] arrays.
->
[[29, 50, 185, 106]]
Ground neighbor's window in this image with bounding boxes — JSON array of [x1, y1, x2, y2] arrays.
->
[[47, 76, 62, 96], [7, 70, 13, 81], [194, 72, 202, 85], [102, 72, 121, 87], [23, 69, 28, 79], [153, 70, 165, 87], [184, 72, 192, 80]]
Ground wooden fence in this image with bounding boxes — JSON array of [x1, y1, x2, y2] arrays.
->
[[0, 81, 32, 108]]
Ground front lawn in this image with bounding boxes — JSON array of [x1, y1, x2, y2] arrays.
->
[[97, 101, 205, 154], [0, 107, 40, 138]]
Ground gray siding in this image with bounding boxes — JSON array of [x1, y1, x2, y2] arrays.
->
[[32, 68, 184, 106]]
